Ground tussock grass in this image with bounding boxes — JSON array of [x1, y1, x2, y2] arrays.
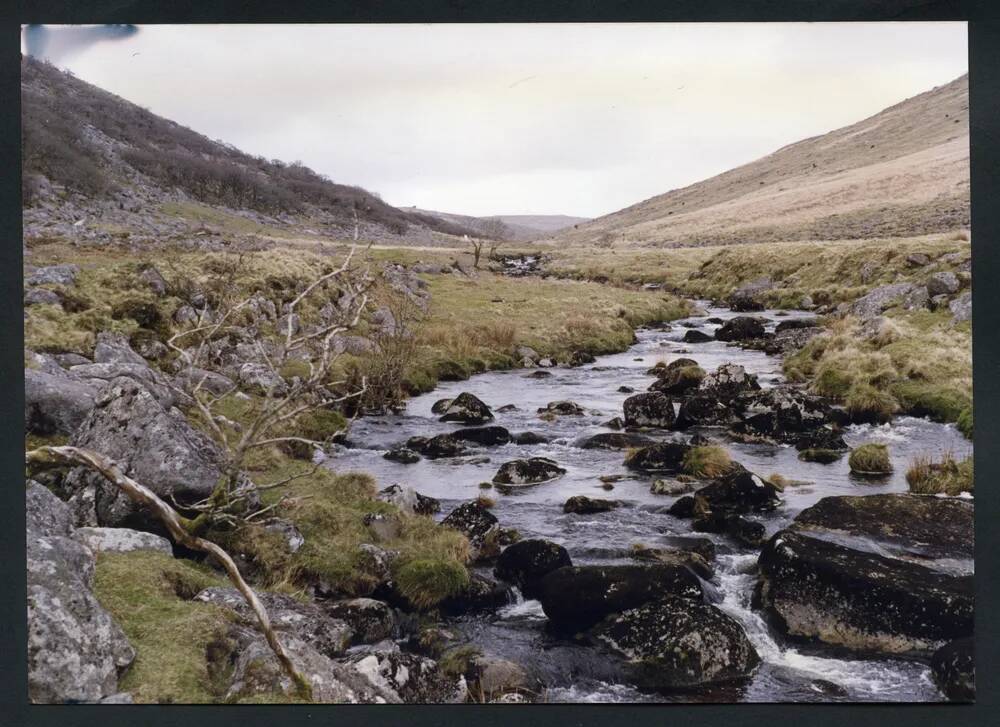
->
[[906, 452, 973, 496], [682, 446, 733, 478], [848, 443, 893, 474]]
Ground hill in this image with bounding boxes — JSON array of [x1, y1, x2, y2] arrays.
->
[[551, 74, 969, 248], [20, 55, 480, 246], [403, 208, 589, 241]]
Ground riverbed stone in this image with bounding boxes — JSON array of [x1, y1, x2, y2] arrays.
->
[[494, 539, 573, 599], [538, 400, 586, 416], [493, 457, 566, 486], [692, 468, 782, 515], [715, 316, 766, 342], [406, 433, 468, 459], [698, 363, 760, 401], [624, 441, 691, 473], [623, 392, 675, 428], [674, 394, 740, 429], [440, 501, 501, 559], [563, 495, 619, 514], [931, 638, 974, 701], [648, 364, 705, 395], [450, 425, 512, 446], [577, 432, 655, 450], [439, 392, 494, 424], [682, 329, 713, 343]]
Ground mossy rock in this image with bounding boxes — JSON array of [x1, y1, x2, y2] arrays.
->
[[848, 443, 893, 475], [798, 448, 844, 464], [434, 359, 472, 382], [392, 557, 470, 610]]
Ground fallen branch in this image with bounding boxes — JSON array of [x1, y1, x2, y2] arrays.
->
[[25, 445, 313, 701]]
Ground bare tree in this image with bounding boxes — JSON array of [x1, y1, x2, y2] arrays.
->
[[357, 287, 425, 414], [25, 246, 377, 698], [481, 217, 510, 261], [463, 234, 486, 269]]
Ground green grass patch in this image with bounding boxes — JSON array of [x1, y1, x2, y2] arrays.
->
[[848, 443, 893, 475], [906, 452, 973, 496], [682, 445, 733, 479]]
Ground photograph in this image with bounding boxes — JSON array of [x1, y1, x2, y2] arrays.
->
[[21, 21, 974, 705]]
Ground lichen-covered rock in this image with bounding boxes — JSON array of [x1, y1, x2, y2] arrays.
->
[[377, 484, 440, 516], [577, 432, 655, 450], [648, 364, 705, 396], [537, 564, 703, 631], [93, 332, 147, 366], [26, 480, 74, 537], [237, 362, 288, 396], [73, 527, 173, 554], [537, 400, 586, 416], [64, 377, 224, 530], [698, 363, 760, 401], [623, 392, 675, 428], [195, 587, 354, 657], [25, 368, 99, 436], [439, 392, 493, 424], [25, 287, 62, 306], [173, 367, 236, 397], [69, 362, 177, 409], [27, 264, 79, 286], [440, 501, 500, 559], [624, 442, 691, 473], [692, 468, 782, 515], [949, 291, 971, 323], [674, 394, 740, 429], [927, 271, 960, 296], [450, 425, 512, 446], [849, 283, 929, 321], [494, 539, 572, 598], [931, 638, 974, 701], [348, 645, 467, 703], [730, 388, 831, 443], [383, 446, 421, 464], [27, 534, 134, 703], [405, 433, 467, 459], [592, 597, 760, 690], [492, 457, 566, 486], [692, 512, 767, 547], [439, 572, 513, 616], [323, 598, 397, 646], [715, 316, 766, 342], [563, 495, 619, 515]]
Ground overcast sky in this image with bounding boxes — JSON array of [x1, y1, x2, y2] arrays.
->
[[25, 23, 967, 218]]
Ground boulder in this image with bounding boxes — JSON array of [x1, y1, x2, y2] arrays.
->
[[793, 427, 849, 452], [698, 364, 760, 401], [431, 398, 453, 415], [674, 395, 739, 429], [715, 316, 766, 342], [69, 362, 177, 409], [648, 365, 705, 396], [25, 287, 62, 306], [405, 434, 468, 459], [237, 362, 288, 396], [623, 392, 675, 428], [323, 598, 397, 645], [927, 271, 960, 296], [731, 388, 831, 443], [682, 329, 713, 343], [537, 565, 703, 631], [692, 512, 767, 547], [493, 457, 566, 486], [376, 484, 440, 516], [383, 447, 420, 464], [568, 350, 596, 367], [196, 587, 354, 657], [173, 367, 236, 397], [440, 501, 500, 559], [93, 332, 146, 366], [348, 646, 466, 703], [439, 572, 513, 616], [537, 400, 586, 416], [73, 527, 173, 555], [439, 393, 494, 424], [25, 368, 99, 436], [493, 539, 573, 599], [624, 442, 690, 473], [577, 432, 655, 450], [931, 638, 974, 701], [27, 534, 134, 703], [27, 264, 79, 286], [949, 292, 971, 323], [64, 377, 224, 530], [592, 597, 760, 689], [691, 468, 781, 515], [563, 495, 619, 514], [450, 426, 512, 446], [26, 481, 74, 537], [849, 283, 929, 321], [628, 545, 714, 580], [727, 290, 765, 313], [512, 431, 549, 445]]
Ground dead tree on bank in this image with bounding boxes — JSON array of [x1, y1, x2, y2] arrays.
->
[[480, 217, 510, 261], [26, 246, 377, 699]]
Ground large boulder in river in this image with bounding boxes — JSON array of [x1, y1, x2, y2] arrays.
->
[[25, 368, 99, 436], [537, 565, 703, 632], [64, 377, 224, 530], [624, 442, 690, 473], [623, 392, 675, 428], [757, 495, 974, 655], [577, 432, 655, 450], [439, 392, 494, 424], [450, 425, 511, 446], [697, 363, 760, 401], [592, 597, 760, 690], [406, 433, 468, 459], [674, 394, 740, 429], [931, 638, 974, 701], [682, 329, 713, 343], [715, 316, 766, 342], [493, 457, 566, 486], [563, 495, 619, 514], [692, 468, 782, 515], [730, 387, 831, 443], [648, 364, 705, 395], [28, 533, 135, 703], [441, 501, 500, 559], [494, 539, 572, 598]]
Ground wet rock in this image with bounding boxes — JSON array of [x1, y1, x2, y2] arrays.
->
[[563, 495, 619, 514], [927, 271, 960, 296], [931, 638, 974, 701], [647, 364, 705, 395], [592, 597, 760, 689], [377, 484, 440, 516], [324, 598, 397, 645], [727, 291, 765, 313], [27, 264, 79, 286], [715, 316, 766, 342], [624, 442, 690, 473], [569, 350, 596, 367], [603, 416, 625, 430], [693, 512, 767, 547], [537, 564, 703, 631], [441, 501, 501, 559], [797, 448, 845, 464], [577, 432, 655, 450], [431, 398, 453, 415], [25, 368, 99, 436], [196, 587, 354, 657], [793, 427, 849, 452], [731, 388, 831, 443], [459, 654, 532, 700], [439, 392, 494, 424], [757, 530, 973, 654], [494, 539, 573, 599], [406, 433, 468, 459], [450, 425, 512, 446], [674, 394, 739, 429], [493, 457, 566, 486], [628, 545, 714, 580], [698, 363, 760, 401], [73, 527, 172, 554], [27, 534, 134, 703], [383, 446, 420, 464], [348, 646, 466, 703], [617, 385, 635, 393], [949, 292, 971, 323], [26, 481, 74, 537], [692, 468, 782, 515], [65, 377, 224, 531], [538, 400, 586, 416], [650, 479, 691, 496], [682, 329, 713, 343], [512, 431, 549, 445], [623, 392, 675, 428], [667, 496, 696, 518], [525, 370, 552, 379]]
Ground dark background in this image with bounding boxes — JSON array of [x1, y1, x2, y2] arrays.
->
[[3, 2, 997, 725]]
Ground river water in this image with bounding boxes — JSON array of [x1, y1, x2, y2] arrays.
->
[[329, 304, 971, 703]]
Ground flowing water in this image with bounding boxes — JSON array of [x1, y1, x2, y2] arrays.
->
[[329, 304, 971, 703]]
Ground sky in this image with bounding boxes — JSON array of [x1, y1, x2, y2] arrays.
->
[[23, 23, 968, 218]]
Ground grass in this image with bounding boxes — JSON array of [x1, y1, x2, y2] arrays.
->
[[848, 443, 893, 474], [681, 446, 733, 478], [905, 452, 973, 496], [393, 558, 470, 610], [92, 551, 235, 704], [957, 406, 973, 439]]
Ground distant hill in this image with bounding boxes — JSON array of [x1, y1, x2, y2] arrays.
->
[[552, 74, 969, 248], [20, 55, 481, 244], [404, 208, 589, 241]]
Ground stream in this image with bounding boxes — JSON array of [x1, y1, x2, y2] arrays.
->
[[329, 303, 971, 703]]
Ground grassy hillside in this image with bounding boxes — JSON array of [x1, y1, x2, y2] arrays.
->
[[552, 75, 968, 248]]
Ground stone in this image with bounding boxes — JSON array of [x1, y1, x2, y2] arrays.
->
[[674, 395, 739, 429], [906, 252, 930, 267], [493, 539, 573, 599], [173, 368, 236, 397], [682, 329, 713, 343], [324, 598, 397, 645], [440, 501, 500, 559], [715, 316, 766, 342], [624, 442, 690, 473], [25, 287, 62, 306], [512, 431, 549, 445], [537, 400, 586, 416], [568, 350, 596, 367], [931, 638, 974, 701], [849, 283, 929, 321], [492, 457, 566, 486], [647, 364, 705, 396], [698, 363, 760, 401], [692, 468, 782, 515], [237, 362, 288, 396], [577, 432, 655, 450], [592, 597, 760, 689], [348, 647, 466, 703], [69, 362, 176, 409], [623, 392, 675, 428], [650, 479, 691, 496], [26, 480, 74, 537], [949, 292, 971, 323], [405, 434, 467, 459], [92, 332, 146, 367], [383, 447, 420, 464], [377, 484, 440, 516], [139, 265, 168, 295], [563, 495, 619, 514], [263, 518, 306, 553], [927, 271, 960, 296], [731, 387, 832, 443], [449, 425, 512, 446], [27, 264, 79, 286], [73, 527, 173, 554], [24, 368, 99, 436], [439, 392, 494, 424]]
